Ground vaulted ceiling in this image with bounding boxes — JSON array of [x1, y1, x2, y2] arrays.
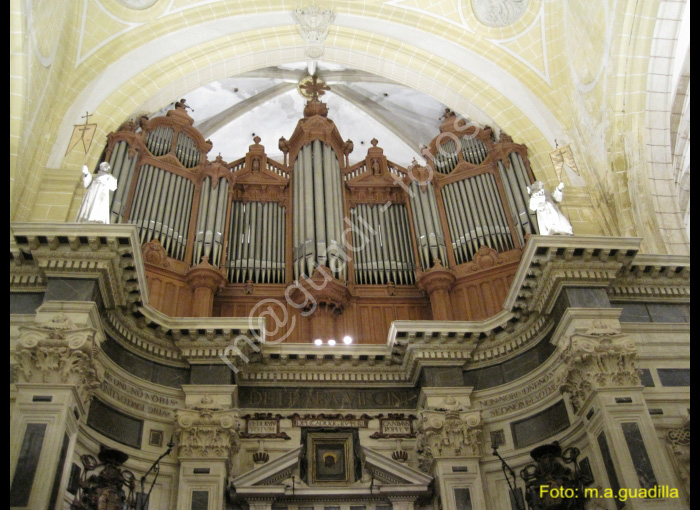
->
[[10, 0, 689, 255]]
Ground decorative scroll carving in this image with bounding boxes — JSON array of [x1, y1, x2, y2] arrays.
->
[[555, 320, 641, 414], [666, 418, 690, 501], [141, 238, 169, 268], [466, 245, 505, 272], [175, 403, 240, 460], [416, 406, 482, 472], [14, 313, 105, 407]]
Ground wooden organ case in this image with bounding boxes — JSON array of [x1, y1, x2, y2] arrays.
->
[[101, 99, 538, 344]]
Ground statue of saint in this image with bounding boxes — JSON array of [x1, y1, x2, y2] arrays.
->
[[528, 181, 573, 235], [76, 162, 118, 224]]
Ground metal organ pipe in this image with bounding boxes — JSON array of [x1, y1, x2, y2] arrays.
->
[[351, 204, 415, 285], [226, 201, 286, 284], [292, 142, 345, 281], [408, 181, 447, 270], [441, 171, 515, 263], [108, 141, 137, 224]]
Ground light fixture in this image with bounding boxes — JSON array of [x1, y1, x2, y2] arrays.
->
[[314, 338, 323, 346], [328, 339, 336, 346], [343, 335, 353, 345]]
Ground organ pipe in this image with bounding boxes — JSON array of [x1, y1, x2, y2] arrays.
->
[[408, 181, 447, 270], [292, 141, 345, 281], [350, 204, 415, 285], [129, 165, 194, 261], [193, 177, 229, 267], [227, 201, 286, 283], [441, 173, 513, 263], [108, 141, 137, 224]]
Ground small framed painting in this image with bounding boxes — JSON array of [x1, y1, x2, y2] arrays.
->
[[308, 432, 354, 485]]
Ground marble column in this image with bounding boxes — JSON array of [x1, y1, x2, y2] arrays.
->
[[553, 309, 683, 509], [10, 301, 105, 510], [415, 387, 487, 510], [175, 385, 240, 510]]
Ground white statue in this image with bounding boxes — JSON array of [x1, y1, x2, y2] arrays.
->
[[75, 162, 117, 224], [528, 181, 573, 235]]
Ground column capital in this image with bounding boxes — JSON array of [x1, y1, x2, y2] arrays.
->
[[416, 402, 482, 472], [175, 397, 241, 461], [13, 302, 105, 410], [554, 316, 641, 414]]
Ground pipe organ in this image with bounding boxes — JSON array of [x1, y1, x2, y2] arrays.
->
[[98, 99, 542, 338]]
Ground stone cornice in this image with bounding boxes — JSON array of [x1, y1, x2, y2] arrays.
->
[[10, 226, 690, 384], [506, 235, 642, 314], [609, 253, 690, 302], [10, 223, 148, 309]]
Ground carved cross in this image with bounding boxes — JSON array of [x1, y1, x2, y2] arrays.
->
[[299, 75, 330, 100]]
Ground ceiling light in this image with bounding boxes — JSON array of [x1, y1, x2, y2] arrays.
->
[[343, 335, 353, 345], [328, 339, 336, 346], [314, 339, 323, 346]]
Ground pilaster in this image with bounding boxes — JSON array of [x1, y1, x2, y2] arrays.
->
[[416, 387, 487, 510], [10, 301, 105, 510], [175, 385, 240, 510], [553, 308, 683, 509]]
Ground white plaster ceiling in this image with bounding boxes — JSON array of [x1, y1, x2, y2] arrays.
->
[[149, 62, 457, 166]]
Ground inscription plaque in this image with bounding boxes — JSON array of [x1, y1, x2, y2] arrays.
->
[[239, 387, 419, 410]]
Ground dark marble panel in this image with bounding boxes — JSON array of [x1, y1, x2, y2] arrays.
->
[[621, 422, 658, 489], [502, 347, 541, 381], [190, 364, 235, 385], [10, 292, 45, 314], [511, 400, 569, 449], [191, 491, 209, 510], [639, 368, 655, 387], [239, 387, 419, 410], [87, 398, 143, 448], [454, 488, 473, 510], [647, 303, 690, 323], [420, 366, 465, 387], [44, 278, 99, 302], [463, 364, 503, 389], [597, 431, 624, 510], [10, 422, 47, 507], [463, 336, 555, 390], [618, 303, 651, 323], [48, 433, 70, 510], [101, 336, 189, 388], [563, 287, 611, 308], [657, 368, 690, 387], [67, 463, 81, 495]]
